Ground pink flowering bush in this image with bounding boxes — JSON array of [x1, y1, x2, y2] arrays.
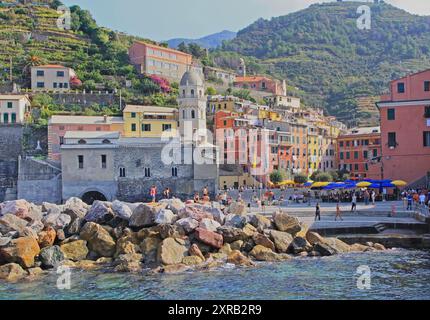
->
[[149, 75, 171, 93]]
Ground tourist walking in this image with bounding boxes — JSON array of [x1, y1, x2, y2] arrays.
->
[[364, 190, 370, 206], [194, 192, 200, 203], [406, 193, 413, 211], [371, 190, 376, 206], [315, 203, 321, 221], [150, 185, 157, 203], [419, 193, 426, 205], [351, 194, 357, 212], [202, 186, 209, 198], [163, 188, 171, 199], [335, 203, 343, 221]]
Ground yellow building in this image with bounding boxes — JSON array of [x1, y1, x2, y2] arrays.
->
[[208, 96, 237, 113], [258, 109, 282, 121], [307, 127, 322, 176], [123, 105, 178, 138]]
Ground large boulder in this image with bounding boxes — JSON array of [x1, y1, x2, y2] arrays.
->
[[111, 200, 133, 220], [0, 236, 40, 268], [194, 228, 223, 249], [113, 253, 143, 273], [154, 209, 177, 225], [190, 204, 225, 224], [217, 227, 250, 243], [314, 243, 337, 256], [199, 218, 221, 232], [39, 245, 65, 268], [0, 214, 28, 234], [323, 238, 351, 254], [0, 200, 30, 219], [178, 206, 212, 222], [189, 244, 205, 261], [63, 197, 89, 219], [157, 238, 189, 265], [226, 250, 254, 266], [250, 245, 291, 262], [0, 237, 11, 247], [42, 213, 71, 230], [60, 240, 89, 261], [114, 237, 138, 258], [350, 243, 370, 252], [252, 233, 275, 252], [175, 218, 199, 234], [80, 222, 116, 257], [84, 201, 115, 224], [306, 231, 325, 245], [288, 237, 313, 254], [65, 218, 83, 236], [158, 224, 185, 239], [272, 211, 302, 236], [37, 227, 56, 248], [129, 204, 157, 228], [224, 214, 246, 228], [182, 256, 204, 266], [248, 214, 272, 231], [267, 230, 294, 253], [162, 198, 185, 215], [228, 202, 247, 215], [140, 237, 162, 263], [0, 263, 27, 282]]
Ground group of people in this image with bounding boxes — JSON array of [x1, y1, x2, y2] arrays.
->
[[402, 189, 430, 211]]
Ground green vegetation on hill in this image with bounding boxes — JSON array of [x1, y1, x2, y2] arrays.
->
[[0, 1, 177, 110], [215, 1, 430, 125]]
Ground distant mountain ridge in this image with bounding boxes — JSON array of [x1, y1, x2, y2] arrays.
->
[[216, 1, 430, 126], [167, 30, 237, 49]]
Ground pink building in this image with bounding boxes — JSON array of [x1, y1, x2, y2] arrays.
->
[[48, 115, 124, 161], [377, 69, 430, 186]]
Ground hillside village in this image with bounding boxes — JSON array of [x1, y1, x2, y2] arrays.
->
[[0, 1, 429, 205]]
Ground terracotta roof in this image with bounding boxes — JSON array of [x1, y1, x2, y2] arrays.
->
[[235, 76, 271, 82]]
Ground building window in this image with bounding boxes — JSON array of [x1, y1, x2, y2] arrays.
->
[[172, 167, 178, 177], [78, 155, 84, 169], [397, 82, 405, 93], [102, 139, 111, 144], [339, 141, 344, 148], [131, 123, 136, 132], [144, 167, 151, 177], [424, 132, 430, 147], [162, 124, 172, 132], [388, 132, 397, 148], [424, 81, 430, 92], [363, 150, 368, 159], [59, 126, 65, 131], [131, 112, 136, 118], [191, 110, 196, 119], [191, 89, 195, 97], [11, 113, 16, 123], [78, 126, 84, 131], [57, 71, 65, 77], [354, 151, 359, 159], [346, 152, 350, 160], [425, 106, 430, 118], [119, 167, 126, 178], [96, 127, 101, 131], [36, 70, 44, 76], [142, 124, 151, 132], [64, 83, 68, 89], [3, 113, 9, 123], [78, 139, 86, 144], [59, 83, 63, 88], [101, 155, 107, 169], [53, 83, 58, 88], [387, 108, 395, 120], [59, 136, 64, 145], [7, 102, 12, 108], [373, 149, 378, 157], [37, 82, 45, 88]]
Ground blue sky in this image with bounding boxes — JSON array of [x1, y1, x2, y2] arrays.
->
[[61, 0, 430, 41]]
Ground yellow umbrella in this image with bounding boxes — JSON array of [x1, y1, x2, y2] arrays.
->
[[392, 180, 407, 187], [280, 180, 295, 186], [356, 182, 372, 188], [311, 182, 330, 188]]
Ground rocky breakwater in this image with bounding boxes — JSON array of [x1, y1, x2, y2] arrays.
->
[[0, 198, 388, 282]]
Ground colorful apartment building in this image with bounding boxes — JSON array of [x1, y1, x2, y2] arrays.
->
[[0, 95, 31, 124], [234, 76, 284, 95], [48, 115, 124, 161], [337, 127, 382, 180], [377, 69, 430, 185], [123, 105, 178, 138], [266, 94, 301, 111], [31, 65, 78, 91], [208, 96, 237, 114], [128, 41, 192, 82]]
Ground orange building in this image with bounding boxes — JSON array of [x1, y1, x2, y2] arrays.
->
[[128, 41, 192, 82], [234, 76, 283, 95], [337, 127, 382, 180], [377, 69, 430, 186]]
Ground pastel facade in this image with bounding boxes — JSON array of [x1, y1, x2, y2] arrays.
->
[[0, 95, 31, 124], [234, 76, 283, 95], [128, 41, 192, 82], [377, 69, 430, 185], [337, 127, 382, 180], [48, 115, 124, 161], [31, 65, 77, 91], [123, 105, 178, 138]]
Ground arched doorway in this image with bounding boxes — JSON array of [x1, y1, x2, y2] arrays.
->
[[81, 191, 107, 205]]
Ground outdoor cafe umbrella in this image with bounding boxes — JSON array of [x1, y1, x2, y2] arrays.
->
[[279, 180, 295, 186], [356, 181, 372, 188], [311, 182, 330, 188], [392, 180, 407, 187]]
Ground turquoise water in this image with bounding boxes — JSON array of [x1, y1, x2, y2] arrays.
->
[[1, 249, 429, 300]]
